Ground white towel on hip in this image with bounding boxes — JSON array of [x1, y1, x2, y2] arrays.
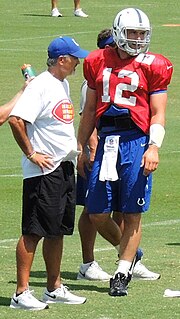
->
[[99, 135, 119, 181]]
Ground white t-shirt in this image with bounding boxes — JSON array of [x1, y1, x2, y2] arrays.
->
[[10, 71, 78, 179], [79, 79, 91, 157]]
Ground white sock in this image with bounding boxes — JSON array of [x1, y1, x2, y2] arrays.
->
[[115, 260, 132, 277], [81, 261, 93, 272]]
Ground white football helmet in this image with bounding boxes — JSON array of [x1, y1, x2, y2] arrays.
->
[[112, 8, 151, 56]]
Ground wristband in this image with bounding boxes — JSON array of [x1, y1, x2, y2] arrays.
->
[[27, 150, 36, 160], [148, 124, 165, 148]]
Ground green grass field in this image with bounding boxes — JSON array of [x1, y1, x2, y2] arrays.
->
[[0, 0, 179, 318]]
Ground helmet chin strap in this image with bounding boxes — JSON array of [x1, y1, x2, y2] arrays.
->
[[118, 40, 149, 57], [116, 45, 135, 60], [117, 42, 139, 57]]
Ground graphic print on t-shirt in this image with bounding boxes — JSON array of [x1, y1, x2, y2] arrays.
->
[[52, 99, 74, 124]]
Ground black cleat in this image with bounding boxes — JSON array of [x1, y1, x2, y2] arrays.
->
[[109, 272, 128, 297]]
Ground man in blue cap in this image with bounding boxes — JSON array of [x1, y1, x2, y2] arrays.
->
[[9, 36, 88, 311]]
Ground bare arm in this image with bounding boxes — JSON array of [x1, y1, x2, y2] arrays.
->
[[8, 116, 54, 171], [142, 92, 167, 176], [0, 87, 25, 126], [88, 127, 98, 162], [77, 87, 97, 177], [0, 79, 33, 126]]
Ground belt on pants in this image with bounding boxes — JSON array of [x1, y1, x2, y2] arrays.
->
[[98, 115, 137, 131]]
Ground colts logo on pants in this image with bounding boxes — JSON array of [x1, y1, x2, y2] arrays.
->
[[52, 99, 74, 124]]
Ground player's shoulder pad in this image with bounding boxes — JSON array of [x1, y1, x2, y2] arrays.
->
[[135, 52, 173, 70]]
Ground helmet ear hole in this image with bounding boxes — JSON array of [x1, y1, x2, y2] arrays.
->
[[112, 8, 151, 56]]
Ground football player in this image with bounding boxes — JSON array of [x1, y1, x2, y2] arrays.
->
[[77, 28, 161, 283], [77, 8, 173, 296]]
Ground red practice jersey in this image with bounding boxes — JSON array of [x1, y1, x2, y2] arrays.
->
[[83, 48, 173, 134]]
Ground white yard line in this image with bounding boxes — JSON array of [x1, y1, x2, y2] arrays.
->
[[0, 31, 98, 44], [0, 219, 179, 248], [0, 174, 22, 177], [143, 219, 180, 227]]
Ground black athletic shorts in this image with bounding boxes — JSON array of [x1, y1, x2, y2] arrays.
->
[[22, 161, 75, 237]]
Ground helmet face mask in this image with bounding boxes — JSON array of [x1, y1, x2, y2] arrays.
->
[[113, 8, 152, 56]]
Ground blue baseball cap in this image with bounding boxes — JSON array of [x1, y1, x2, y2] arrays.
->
[[48, 36, 89, 59]]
